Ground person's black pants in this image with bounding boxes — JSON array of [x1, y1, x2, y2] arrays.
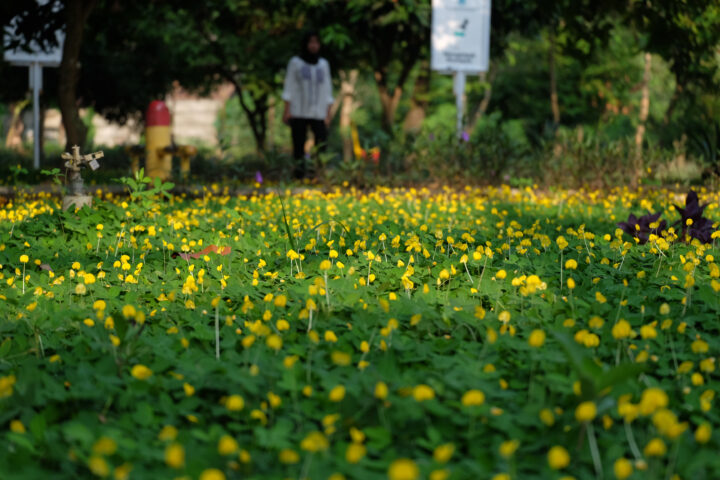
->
[[290, 118, 327, 178]]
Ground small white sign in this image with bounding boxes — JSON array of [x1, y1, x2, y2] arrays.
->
[[3, 0, 65, 67], [88, 159, 100, 171], [431, 0, 491, 73]]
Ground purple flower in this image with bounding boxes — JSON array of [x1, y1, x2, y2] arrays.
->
[[461, 131, 470, 142], [255, 171, 263, 184], [428, 133, 435, 141], [617, 212, 666, 245]]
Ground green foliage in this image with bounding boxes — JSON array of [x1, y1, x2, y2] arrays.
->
[[115, 168, 174, 213]]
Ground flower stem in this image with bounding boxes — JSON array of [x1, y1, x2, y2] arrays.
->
[[587, 423, 603, 480]]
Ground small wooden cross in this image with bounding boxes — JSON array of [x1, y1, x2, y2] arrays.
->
[[62, 145, 104, 172], [62, 145, 104, 196]]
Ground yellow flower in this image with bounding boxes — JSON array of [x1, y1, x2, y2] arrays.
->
[[218, 434, 239, 455], [612, 320, 632, 340], [613, 457, 633, 479], [575, 401, 597, 423], [388, 458, 419, 480], [93, 300, 106, 310], [643, 438, 667, 457], [199, 468, 226, 480], [461, 389, 485, 407], [346, 443, 367, 463], [331, 350, 351, 366], [300, 431, 329, 452], [499, 439, 520, 458], [226, 395, 245, 411], [158, 425, 178, 441], [92, 436, 117, 455], [165, 443, 185, 468], [491, 475, 510, 480], [496, 269, 507, 279], [114, 463, 132, 480], [547, 445, 570, 469], [279, 448, 300, 464], [539, 408, 555, 426], [695, 423, 712, 444], [19, 255, 29, 264], [433, 443, 454, 463], [183, 383, 195, 396], [640, 324, 657, 339], [567, 277, 576, 289], [528, 329, 546, 348], [329, 385, 346, 402], [691, 339, 709, 353], [556, 236, 568, 250], [273, 295, 287, 308], [639, 388, 668, 415], [130, 364, 152, 380], [266, 334, 283, 351], [10, 419, 26, 433], [88, 456, 109, 477], [375, 381, 389, 400], [412, 384, 435, 402], [319, 260, 332, 271], [122, 305, 136, 319], [564, 259, 578, 270]]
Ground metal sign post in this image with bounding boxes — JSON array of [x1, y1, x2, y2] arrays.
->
[[453, 71, 467, 137], [29, 62, 43, 169], [431, 0, 491, 137]]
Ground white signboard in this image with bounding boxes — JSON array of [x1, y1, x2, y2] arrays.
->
[[3, 0, 64, 67], [431, 0, 491, 73]]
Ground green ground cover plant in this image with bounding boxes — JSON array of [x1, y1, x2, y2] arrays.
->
[[0, 185, 719, 480]]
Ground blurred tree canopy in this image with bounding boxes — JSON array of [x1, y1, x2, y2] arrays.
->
[[1, 0, 718, 160]]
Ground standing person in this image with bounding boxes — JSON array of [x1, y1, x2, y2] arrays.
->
[[282, 31, 334, 179]]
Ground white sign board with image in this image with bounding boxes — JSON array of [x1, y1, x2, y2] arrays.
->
[[431, 0, 491, 73]]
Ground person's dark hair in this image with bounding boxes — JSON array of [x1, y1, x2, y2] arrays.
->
[[299, 30, 320, 64]]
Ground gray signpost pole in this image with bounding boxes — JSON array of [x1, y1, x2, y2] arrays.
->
[[454, 71, 467, 137], [30, 62, 42, 169]]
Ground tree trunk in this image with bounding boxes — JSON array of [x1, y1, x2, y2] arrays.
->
[[663, 82, 681, 125], [5, 98, 30, 150], [234, 84, 267, 155], [548, 31, 560, 126], [634, 52, 651, 187], [266, 96, 275, 152], [58, 0, 95, 151], [403, 61, 430, 133], [339, 69, 359, 163]]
